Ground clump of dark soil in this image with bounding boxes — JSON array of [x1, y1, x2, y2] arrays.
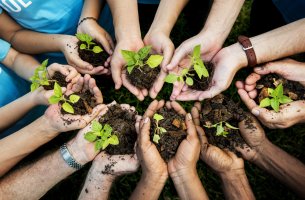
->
[[256, 74, 305, 103], [126, 62, 160, 89], [189, 62, 214, 91], [200, 94, 248, 153], [150, 108, 187, 161], [43, 71, 67, 90], [61, 90, 97, 115], [99, 104, 137, 155], [77, 40, 109, 67]]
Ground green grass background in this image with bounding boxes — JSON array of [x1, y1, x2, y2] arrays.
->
[[31, 1, 305, 199]]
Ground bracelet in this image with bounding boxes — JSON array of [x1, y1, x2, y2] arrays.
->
[[60, 143, 84, 170], [78, 17, 97, 26], [237, 35, 257, 67]]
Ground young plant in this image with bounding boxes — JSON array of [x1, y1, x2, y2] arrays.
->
[[30, 59, 50, 91], [48, 82, 80, 114], [84, 121, 119, 151], [152, 113, 167, 143], [259, 83, 293, 112], [165, 44, 209, 86], [76, 33, 103, 54], [204, 121, 238, 137], [121, 46, 164, 74]]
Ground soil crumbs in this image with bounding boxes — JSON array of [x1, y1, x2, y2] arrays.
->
[[189, 62, 214, 91], [43, 71, 67, 90], [78, 40, 109, 67]]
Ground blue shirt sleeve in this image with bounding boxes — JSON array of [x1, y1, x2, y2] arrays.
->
[[0, 7, 2, 14], [0, 39, 11, 62]]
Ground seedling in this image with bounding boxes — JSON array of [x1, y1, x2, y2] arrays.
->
[[152, 113, 167, 143], [121, 46, 164, 74], [204, 121, 238, 137], [165, 44, 209, 86], [48, 82, 80, 114], [259, 83, 292, 112], [30, 59, 51, 91], [84, 121, 119, 151], [76, 33, 103, 54]]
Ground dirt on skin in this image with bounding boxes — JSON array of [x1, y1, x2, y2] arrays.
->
[[61, 90, 96, 115], [200, 94, 248, 154], [150, 108, 187, 162], [77, 40, 109, 67], [99, 104, 137, 155], [189, 62, 214, 91], [256, 74, 305, 103], [127, 62, 160, 89], [43, 71, 67, 90]]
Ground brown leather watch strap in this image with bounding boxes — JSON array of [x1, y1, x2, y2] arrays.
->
[[238, 35, 257, 67]]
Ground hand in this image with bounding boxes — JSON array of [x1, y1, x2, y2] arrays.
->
[[110, 39, 148, 101], [144, 31, 174, 98], [173, 45, 246, 101], [166, 32, 222, 71], [47, 63, 81, 85], [236, 59, 305, 128], [59, 35, 107, 75]]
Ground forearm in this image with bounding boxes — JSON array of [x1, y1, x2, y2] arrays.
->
[[254, 140, 305, 197], [130, 172, 168, 200], [107, 0, 141, 41], [170, 169, 209, 200], [219, 170, 255, 200], [0, 117, 59, 176], [80, 0, 102, 20], [0, 92, 37, 132], [0, 149, 76, 199], [148, 0, 189, 36], [200, 0, 244, 45]]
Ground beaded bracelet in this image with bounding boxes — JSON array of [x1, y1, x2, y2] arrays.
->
[[78, 17, 97, 26]]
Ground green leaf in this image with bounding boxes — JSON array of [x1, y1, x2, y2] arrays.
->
[[193, 44, 201, 59], [48, 95, 61, 104], [69, 94, 80, 103], [270, 98, 279, 112], [102, 124, 112, 137], [222, 131, 229, 137], [138, 46, 151, 59], [80, 43, 86, 50], [153, 113, 164, 121], [62, 102, 74, 114], [30, 83, 40, 92], [41, 59, 49, 68], [225, 122, 239, 130], [279, 95, 293, 104], [194, 63, 203, 79], [92, 120, 102, 132], [127, 65, 135, 74], [76, 33, 92, 42], [146, 55, 163, 68], [93, 46, 103, 53], [108, 135, 119, 145], [153, 134, 161, 144], [54, 82, 62, 97], [95, 139, 104, 151], [186, 77, 194, 86], [273, 83, 283, 98], [121, 50, 136, 65], [181, 68, 189, 76], [259, 98, 271, 108], [267, 88, 274, 96], [84, 132, 97, 142], [41, 80, 50, 86], [164, 74, 178, 83], [159, 127, 167, 133], [216, 124, 224, 136], [102, 139, 110, 150]]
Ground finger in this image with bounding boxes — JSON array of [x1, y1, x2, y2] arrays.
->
[[149, 70, 166, 99], [198, 86, 221, 101], [96, 32, 113, 55], [75, 66, 104, 75], [185, 113, 197, 139], [139, 117, 151, 146], [143, 100, 161, 119], [65, 66, 79, 82], [161, 44, 175, 69], [176, 90, 202, 101], [93, 86, 103, 104], [170, 79, 185, 100], [82, 104, 107, 124], [70, 54, 93, 70], [244, 83, 256, 92], [245, 73, 261, 85], [168, 101, 187, 115], [111, 61, 123, 89], [191, 106, 201, 126], [167, 44, 190, 71], [105, 33, 115, 51], [248, 90, 257, 99], [141, 88, 148, 97], [235, 81, 245, 89], [237, 89, 258, 111], [70, 73, 82, 84], [122, 73, 144, 101], [135, 115, 142, 134], [196, 126, 209, 152], [182, 84, 188, 92], [71, 76, 84, 93]]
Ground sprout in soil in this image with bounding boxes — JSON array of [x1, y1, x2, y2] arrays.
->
[[84, 120, 119, 151], [165, 44, 209, 86], [121, 46, 164, 74], [48, 82, 80, 114], [204, 121, 239, 137], [152, 113, 167, 143], [259, 83, 293, 112], [30, 59, 51, 91], [76, 33, 103, 54]]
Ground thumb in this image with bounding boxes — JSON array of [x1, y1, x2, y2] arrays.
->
[[111, 63, 123, 89], [167, 44, 190, 71], [96, 33, 113, 55], [139, 117, 151, 145], [161, 44, 175, 69], [254, 61, 284, 75]]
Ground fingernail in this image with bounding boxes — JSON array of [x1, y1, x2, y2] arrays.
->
[[187, 113, 192, 120], [251, 109, 260, 116], [144, 117, 149, 124], [255, 67, 263, 71]]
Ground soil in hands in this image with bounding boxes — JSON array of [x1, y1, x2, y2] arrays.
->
[[43, 71, 67, 90], [189, 62, 214, 91], [150, 108, 187, 162], [99, 104, 137, 155], [77, 40, 109, 67], [200, 94, 248, 154], [61, 90, 96, 115], [127, 62, 160, 89], [256, 74, 305, 103]]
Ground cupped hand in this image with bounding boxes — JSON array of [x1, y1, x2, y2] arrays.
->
[[144, 31, 174, 98], [47, 63, 81, 85]]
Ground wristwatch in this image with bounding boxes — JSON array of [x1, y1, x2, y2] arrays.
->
[[60, 143, 84, 170], [237, 35, 257, 67]]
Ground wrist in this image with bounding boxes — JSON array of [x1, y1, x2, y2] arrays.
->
[[142, 170, 168, 184], [34, 116, 60, 139], [57, 35, 74, 52], [170, 167, 197, 185], [66, 139, 91, 166], [219, 168, 246, 181], [218, 43, 248, 70]]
